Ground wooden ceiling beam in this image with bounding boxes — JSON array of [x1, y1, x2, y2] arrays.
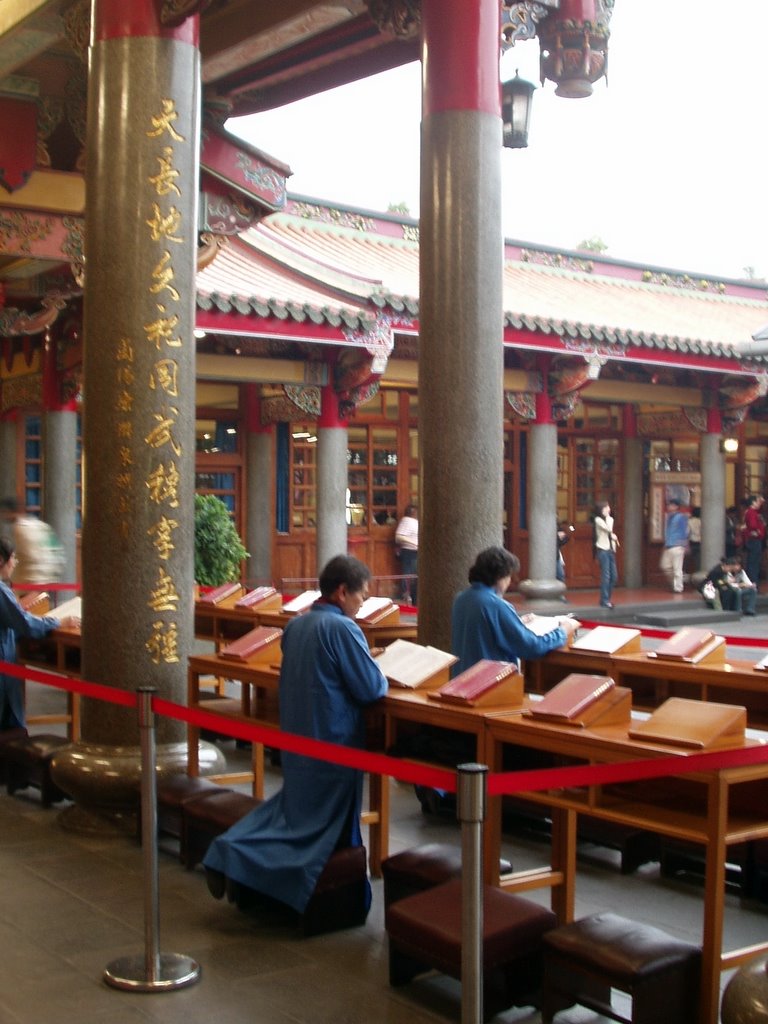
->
[[201, 0, 368, 86]]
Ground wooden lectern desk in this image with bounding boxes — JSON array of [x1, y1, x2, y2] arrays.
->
[[483, 709, 768, 1024]]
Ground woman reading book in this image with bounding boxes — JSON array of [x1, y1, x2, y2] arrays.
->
[[203, 554, 387, 918], [0, 537, 79, 731], [451, 546, 579, 676]]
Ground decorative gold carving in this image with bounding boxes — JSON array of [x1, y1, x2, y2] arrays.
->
[[146, 462, 180, 508], [501, 1, 557, 48], [365, 0, 421, 38], [197, 232, 228, 271]]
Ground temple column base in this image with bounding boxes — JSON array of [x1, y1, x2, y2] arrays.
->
[[517, 577, 567, 611], [51, 740, 226, 836]]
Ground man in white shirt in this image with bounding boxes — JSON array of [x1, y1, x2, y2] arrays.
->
[[395, 504, 418, 605]]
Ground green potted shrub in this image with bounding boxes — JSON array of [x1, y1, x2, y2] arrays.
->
[[194, 494, 249, 585]]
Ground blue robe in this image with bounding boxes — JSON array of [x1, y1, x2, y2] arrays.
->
[[0, 580, 60, 730], [204, 600, 388, 913], [451, 582, 567, 675]]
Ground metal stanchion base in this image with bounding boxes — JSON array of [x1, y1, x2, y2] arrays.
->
[[104, 952, 200, 992]]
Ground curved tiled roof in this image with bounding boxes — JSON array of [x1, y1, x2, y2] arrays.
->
[[196, 198, 768, 364]]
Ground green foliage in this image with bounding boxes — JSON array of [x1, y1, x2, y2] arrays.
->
[[387, 201, 411, 216], [194, 494, 249, 586], [577, 236, 608, 253]]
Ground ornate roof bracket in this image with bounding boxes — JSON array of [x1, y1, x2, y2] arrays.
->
[[0, 292, 68, 337], [502, 1, 560, 47], [366, 0, 422, 38]]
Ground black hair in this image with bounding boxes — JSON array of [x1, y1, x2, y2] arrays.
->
[[468, 546, 519, 586], [318, 554, 371, 597], [0, 537, 14, 564]]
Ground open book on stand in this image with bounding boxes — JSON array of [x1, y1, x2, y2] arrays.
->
[[282, 590, 321, 614], [525, 673, 630, 728], [356, 596, 399, 625], [429, 659, 523, 707], [219, 625, 283, 662], [20, 591, 50, 615], [374, 639, 457, 689], [571, 625, 641, 655], [50, 595, 82, 621], [524, 614, 573, 639]]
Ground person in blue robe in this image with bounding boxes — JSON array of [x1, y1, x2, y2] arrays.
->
[[0, 537, 78, 731], [204, 554, 388, 917], [451, 546, 579, 675]]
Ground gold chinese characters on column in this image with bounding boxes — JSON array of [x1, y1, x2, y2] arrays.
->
[[143, 97, 186, 665]]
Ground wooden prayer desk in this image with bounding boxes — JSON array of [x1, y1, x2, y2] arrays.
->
[[523, 646, 615, 694], [255, 610, 418, 651], [187, 652, 281, 798], [483, 711, 768, 1024], [611, 652, 768, 726], [371, 688, 530, 874], [193, 598, 263, 649], [18, 625, 82, 739]]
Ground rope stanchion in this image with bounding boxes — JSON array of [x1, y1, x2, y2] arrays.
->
[[103, 687, 200, 993], [457, 764, 487, 1024]]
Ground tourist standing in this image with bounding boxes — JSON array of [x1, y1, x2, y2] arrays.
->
[[660, 498, 689, 594], [743, 494, 766, 588], [394, 504, 418, 605], [593, 502, 619, 609]]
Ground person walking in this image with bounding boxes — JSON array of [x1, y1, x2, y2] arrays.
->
[[593, 501, 619, 609], [743, 494, 766, 589], [394, 504, 418, 605], [660, 498, 689, 593]]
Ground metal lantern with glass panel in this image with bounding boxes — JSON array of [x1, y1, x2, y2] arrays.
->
[[501, 72, 535, 149]]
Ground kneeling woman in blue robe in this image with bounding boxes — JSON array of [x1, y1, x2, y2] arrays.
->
[[204, 554, 388, 917]]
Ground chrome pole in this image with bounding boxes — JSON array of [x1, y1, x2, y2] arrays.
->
[[104, 687, 200, 992], [457, 762, 487, 1024]]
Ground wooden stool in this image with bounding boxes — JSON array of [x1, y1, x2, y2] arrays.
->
[[226, 844, 372, 937], [381, 842, 513, 911], [3, 733, 69, 806], [302, 845, 370, 936], [182, 789, 262, 870], [540, 912, 701, 1024], [386, 877, 557, 1021], [139, 775, 230, 857], [0, 728, 28, 785]]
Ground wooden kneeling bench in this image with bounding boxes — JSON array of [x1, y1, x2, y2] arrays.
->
[[0, 728, 28, 785], [2, 733, 69, 806], [386, 877, 557, 1021], [231, 845, 371, 937], [381, 842, 513, 911], [182, 789, 262, 870], [540, 912, 701, 1024], [137, 774, 231, 858]]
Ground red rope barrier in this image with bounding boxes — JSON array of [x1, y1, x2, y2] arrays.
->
[[8, 655, 768, 797], [578, 618, 768, 648]]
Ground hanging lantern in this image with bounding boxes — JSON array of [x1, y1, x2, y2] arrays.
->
[[538, 0, 613, 98], [501, 72, 536, 148]]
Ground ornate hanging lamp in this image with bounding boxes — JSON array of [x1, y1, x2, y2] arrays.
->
[[537, 0, 614, 98]]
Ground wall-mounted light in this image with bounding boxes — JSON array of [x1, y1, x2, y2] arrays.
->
[[193, 328, 206, 339], [721, 437, 739, 454], [501, 71, 536, 149]]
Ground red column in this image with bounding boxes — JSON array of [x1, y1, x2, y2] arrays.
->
[[418, 0, 504, 648]]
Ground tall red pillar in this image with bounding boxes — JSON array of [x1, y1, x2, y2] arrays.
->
[[54, 0, 223, 829], [418, 0, 504, 648]]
